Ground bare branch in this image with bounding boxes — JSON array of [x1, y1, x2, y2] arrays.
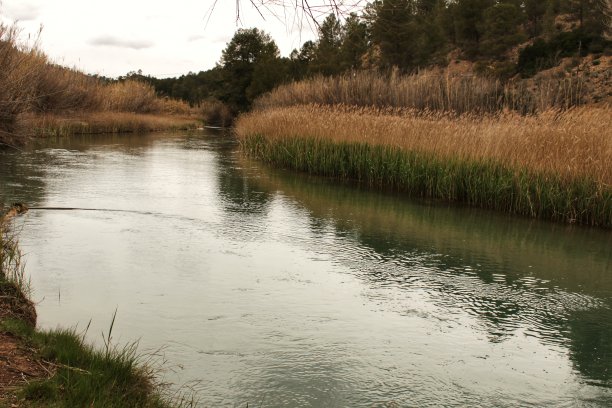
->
[[204, 0, 366, 30]]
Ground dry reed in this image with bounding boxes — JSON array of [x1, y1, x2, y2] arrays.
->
[[0, 21, 193, 144], [255, 70, 584, 115], [236, 105, 612, 226], [19, 112, 199, 137], [237, 105, 612, 186]]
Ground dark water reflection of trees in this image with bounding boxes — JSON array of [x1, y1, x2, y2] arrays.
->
[[242, 158, 612, 388]]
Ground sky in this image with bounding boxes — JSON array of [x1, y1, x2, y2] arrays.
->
[[0, 0, 342, 78]]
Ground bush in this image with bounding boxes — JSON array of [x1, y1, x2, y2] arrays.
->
[[200, 99, 234, 127], [518, 30, 611, 77], [0, 23, 39, 140], [518, 39, 557, 77]]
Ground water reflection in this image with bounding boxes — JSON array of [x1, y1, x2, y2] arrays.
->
[[214, 136, 273, 217], [0, 147, 49, 206], [244, 157, 612, 388], [567, 310, 612, 385]]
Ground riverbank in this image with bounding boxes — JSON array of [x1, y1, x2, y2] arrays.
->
[[236, 104, 612, 227], [0, 214, 187, 407], [1, 21, 200, 147], [19, 112, 200, 138], [2, 112, 201, 148]]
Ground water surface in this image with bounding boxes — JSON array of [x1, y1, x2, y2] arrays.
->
[[1, 131, 610, 407]]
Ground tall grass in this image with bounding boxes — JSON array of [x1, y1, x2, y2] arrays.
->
[[237, 105, 612, 186], [236, 105, 612, 227], [0, 218, 29, 296], [0, 21, 193, 144], [255, 70, 584, 115]]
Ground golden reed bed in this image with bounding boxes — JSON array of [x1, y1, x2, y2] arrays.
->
[[237, 104, 612, 188]]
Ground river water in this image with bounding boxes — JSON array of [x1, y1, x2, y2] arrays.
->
[[1, 131, 610, 407]]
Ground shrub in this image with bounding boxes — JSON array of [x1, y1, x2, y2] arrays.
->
[[200, 99, 234, 127], [518, 30, 611, 77]]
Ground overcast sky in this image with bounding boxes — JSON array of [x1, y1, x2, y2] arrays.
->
[[0, 0, 337, 78]]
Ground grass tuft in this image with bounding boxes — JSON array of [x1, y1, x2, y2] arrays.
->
[[0, 220, 29, 294]]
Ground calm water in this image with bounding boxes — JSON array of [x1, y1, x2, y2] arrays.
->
[[1, 131, 611, 407]]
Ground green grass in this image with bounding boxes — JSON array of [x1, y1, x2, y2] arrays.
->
[[1, 318, 173, 408], [1, 221, 197, 407], [240, 134, 612, 227], [0, 221, 29, 294]]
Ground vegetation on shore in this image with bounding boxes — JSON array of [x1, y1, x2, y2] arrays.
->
[[0, 23, 198, 146], [0, 216, 194, 407], [236, 104, 612, 227], [20, 112, 199, 138], [254, 69, 586, 114], [5, 0, 606, 129], [229, 0, 611, 227]]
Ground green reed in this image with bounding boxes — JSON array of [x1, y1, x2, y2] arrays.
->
[[241, 134, 611, 227]]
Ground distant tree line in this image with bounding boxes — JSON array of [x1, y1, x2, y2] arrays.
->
[[123, 0, 611, 113]]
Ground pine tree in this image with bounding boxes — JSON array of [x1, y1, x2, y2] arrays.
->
[[311, 14, 345, 75], [523, 0, 549, 37], [340, 13, 370, 70], [561, 0, 611, 35], [218, 28, 280, 110], [452, 0, 496, 57], [480, 2, 527, 58], [365, 0, 418, 70]]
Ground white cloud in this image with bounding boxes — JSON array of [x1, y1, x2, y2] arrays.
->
[[88, 36, 154, 50], [1, 2, 41, 21], [187, 34, 205, 42]]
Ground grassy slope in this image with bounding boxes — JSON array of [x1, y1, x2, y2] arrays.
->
[[1, 22, 201, 146]]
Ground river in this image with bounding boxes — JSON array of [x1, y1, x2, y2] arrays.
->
[[1, 131, 610, 407]]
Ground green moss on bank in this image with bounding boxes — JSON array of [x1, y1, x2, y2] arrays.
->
[[240, 134, 611, 227]]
